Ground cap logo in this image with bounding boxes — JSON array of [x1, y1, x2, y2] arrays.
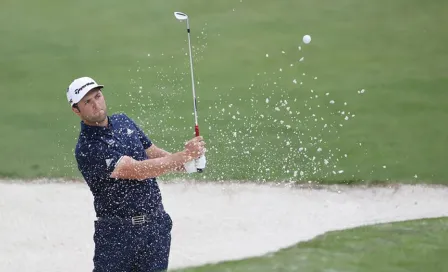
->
[[74, 82, 94, 94]]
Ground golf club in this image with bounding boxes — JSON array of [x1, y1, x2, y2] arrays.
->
[[174, 11, 204, 173]]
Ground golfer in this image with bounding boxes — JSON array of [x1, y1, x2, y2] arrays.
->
[[66, 76, 206, 272]]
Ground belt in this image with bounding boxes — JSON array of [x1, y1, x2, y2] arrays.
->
[[97, 214, 152, 225], [97, 206, 165, 225]]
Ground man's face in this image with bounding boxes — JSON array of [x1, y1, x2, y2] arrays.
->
[[72, 88, 108, 125]]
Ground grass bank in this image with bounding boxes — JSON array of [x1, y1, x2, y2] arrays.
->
[[1, 0, 447, 183], [172, 217, 448, 272]]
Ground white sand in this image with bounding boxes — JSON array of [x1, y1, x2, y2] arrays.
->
[[0, 180, 447, 271]]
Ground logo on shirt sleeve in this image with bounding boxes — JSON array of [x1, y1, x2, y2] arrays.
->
[[106, 139, 115, 145], [105, 158, 114, 168]]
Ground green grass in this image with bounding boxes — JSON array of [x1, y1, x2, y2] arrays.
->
[[172, 217, 448, 272], [1, 0, 448, 183]]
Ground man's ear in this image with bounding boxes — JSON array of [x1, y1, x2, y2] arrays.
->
[[72, 105, 81, 115]]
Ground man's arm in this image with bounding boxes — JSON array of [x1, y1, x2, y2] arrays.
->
[[110, 151, 191, 180], [111, 136, 205, 180], [145, 144, 171, 159], [145, 144, 186, 172]]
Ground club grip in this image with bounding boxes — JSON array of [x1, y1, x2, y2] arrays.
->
[[195, 125, 203, 173], [195, 125, 200, 137]]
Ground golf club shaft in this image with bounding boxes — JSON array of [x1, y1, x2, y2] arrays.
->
[[186, 21, 200, 137]]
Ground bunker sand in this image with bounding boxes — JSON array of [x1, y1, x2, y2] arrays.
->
[[0, 180, 447, 271]]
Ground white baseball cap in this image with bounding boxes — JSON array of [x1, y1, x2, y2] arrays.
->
[[67, 76, 104, 106]]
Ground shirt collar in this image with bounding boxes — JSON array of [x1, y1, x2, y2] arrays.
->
[[80, 116, 114, 136]]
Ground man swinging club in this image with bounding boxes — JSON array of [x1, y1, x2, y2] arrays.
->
[[67, 76, 206, 272]]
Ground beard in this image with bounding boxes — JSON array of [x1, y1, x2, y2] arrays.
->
[[83, 108, 108, 124]]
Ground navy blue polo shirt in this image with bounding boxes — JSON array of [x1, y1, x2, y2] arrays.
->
[[75, 113, 163, 218]]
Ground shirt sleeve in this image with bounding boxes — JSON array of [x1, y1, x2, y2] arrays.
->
[[124, 115, 152, 149], [76, 142, 124, 181]]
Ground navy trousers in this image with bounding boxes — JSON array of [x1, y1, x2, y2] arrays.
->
[[92, 211, 173, 272]]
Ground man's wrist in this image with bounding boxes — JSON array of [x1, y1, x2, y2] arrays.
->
[[179, 150, 195, 162]]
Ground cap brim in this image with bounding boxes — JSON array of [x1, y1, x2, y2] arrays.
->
[[71, 84, 104, 106]]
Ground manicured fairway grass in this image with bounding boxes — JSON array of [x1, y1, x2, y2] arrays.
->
[[1, 0, 448, 183], [172, 217, 448, 272]]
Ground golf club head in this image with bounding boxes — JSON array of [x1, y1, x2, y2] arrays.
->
[[174, 12, 188, 21]]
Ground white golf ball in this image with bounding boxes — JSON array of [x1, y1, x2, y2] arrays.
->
[[303, 35, 311, 44]]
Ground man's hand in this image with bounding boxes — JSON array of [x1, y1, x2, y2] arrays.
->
[[182, 136, 206, 173], [184, 136, 206, 159]]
